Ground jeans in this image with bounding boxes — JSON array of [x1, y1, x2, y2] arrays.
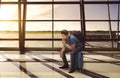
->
[[62, 47, 82, 70]]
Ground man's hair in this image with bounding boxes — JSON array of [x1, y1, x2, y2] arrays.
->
[[61, 29, 68, 36]]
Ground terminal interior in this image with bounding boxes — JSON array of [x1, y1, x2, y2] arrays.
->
[[0, 0, 119, 78]]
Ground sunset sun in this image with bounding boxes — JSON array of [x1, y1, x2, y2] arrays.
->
[[0, 5, 16, 20]]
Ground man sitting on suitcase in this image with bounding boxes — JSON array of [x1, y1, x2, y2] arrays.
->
[[59, 29, 83, 73]]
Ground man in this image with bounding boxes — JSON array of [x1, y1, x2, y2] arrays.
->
[[59, 29, 83, 73]]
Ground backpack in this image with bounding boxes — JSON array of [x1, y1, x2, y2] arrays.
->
[[71, 31, 85, 45]]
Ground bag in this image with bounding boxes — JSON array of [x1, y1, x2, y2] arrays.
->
[[75, 52, 83, 69], [71, 31, 84, 45]]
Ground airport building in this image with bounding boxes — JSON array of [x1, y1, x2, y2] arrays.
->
[[0, 0, 119, 78]]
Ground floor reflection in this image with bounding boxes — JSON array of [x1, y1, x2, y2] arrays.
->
[[0, 51, 119, 78]]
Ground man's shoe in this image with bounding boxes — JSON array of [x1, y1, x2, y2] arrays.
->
[[68, 69, 75, 73], [59, 65, 69, 69], [76, 68, 82, 70]]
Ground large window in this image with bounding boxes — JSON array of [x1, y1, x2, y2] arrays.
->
[[0, 0, 119, 53]]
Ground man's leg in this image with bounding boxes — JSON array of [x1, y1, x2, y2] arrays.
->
[[59, 49, 69, 69], [69, 50, 78, 73], [62, 52, 69, 67]]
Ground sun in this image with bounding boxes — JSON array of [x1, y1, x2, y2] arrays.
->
[[0, 5, 15, 20]]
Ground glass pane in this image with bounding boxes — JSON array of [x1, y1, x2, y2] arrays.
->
[[25, 31, 52, 39], [0, 31, 18, 38], [54, 22, 81, 31], [0, 41, 18, 47], [27, 0, 52, 1], [109, 0, 120, 1], [54, 4, 80, 20], [26, 22, 52, 31], [0, 22, 18, 38], [0, 22, 18, 31], [2, 0, 18, 2], [0, 5, 18, 20], [54, 0, 79, 1], [85, 4, 108, 20], [26, 22, 52, 38], [26, 5, 52, 20], [27, 0, 79, 1], [111, 22, 119, 31], [84, 0, 119, 1], [25, 41, 52, 48], [85, 41, 113, 48], [86, 22, 109, 31], [86, 31, 111, 41], [84, 0, 106, 1], [109, 4, 119, 20]]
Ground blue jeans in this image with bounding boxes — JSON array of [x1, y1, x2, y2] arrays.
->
[[62, 47, 82, 70]]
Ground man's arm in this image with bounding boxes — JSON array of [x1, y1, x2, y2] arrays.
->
[[62, 39, 75, 51], [60, 46, 65, 58], [64, 44, 75, 51]]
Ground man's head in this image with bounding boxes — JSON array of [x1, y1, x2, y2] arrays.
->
[[61, 29, 69, 40]]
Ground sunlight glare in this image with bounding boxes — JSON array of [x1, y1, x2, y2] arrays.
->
[[0, 5, 15, 20]]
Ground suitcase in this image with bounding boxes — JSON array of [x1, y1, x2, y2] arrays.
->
[[75, 52, 83, 70]]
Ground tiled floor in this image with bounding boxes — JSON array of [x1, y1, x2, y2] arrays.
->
[[0, 51, 119, 78]]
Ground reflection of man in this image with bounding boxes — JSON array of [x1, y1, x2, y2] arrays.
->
[[59, 29, 83, 73]]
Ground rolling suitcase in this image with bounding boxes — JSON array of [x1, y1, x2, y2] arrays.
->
[[75, 52, 83, 70]]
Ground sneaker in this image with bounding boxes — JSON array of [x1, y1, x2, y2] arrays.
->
[[59, 65, 69, 69]]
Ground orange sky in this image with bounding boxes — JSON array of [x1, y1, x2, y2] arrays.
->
[[0, 0, 119, 31]]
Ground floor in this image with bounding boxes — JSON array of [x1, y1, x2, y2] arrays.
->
[[0, 51, 119, 78]]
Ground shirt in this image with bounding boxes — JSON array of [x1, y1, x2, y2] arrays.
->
[[66, 34, 83, 49]]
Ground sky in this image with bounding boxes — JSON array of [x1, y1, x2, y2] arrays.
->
[[0, 0, 119, 31]]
